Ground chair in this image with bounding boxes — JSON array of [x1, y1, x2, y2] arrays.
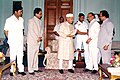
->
[[44, 40, 69, 69]]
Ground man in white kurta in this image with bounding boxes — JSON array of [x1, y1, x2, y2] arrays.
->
[[98, 10, 115, 64], [27, 8, 43, 75], [86, 12, 100, 74], [4, 6, 26, 76], [74, 13, 89, 68], [58, 13, 77, 74]]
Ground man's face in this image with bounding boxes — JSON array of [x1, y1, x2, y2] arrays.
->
[[59, 17, 64, 23], [67, 17, 74, 24], [15, 10, 23, 17], [36, 11, 42, 19], [79, 16, 84, 22], [87, 14, 93, 22], [99, 13, 104, 21]]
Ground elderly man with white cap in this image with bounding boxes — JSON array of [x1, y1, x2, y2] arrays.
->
[[58, 13, 77, 74]]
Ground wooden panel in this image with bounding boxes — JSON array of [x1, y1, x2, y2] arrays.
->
[[47, 9, 56, 25], [44, 0, 73, 48], [61, 0, 70, 1], [47, 0, 56, 6], [61, 1, 70, 6], [61, 9, 70, 20]]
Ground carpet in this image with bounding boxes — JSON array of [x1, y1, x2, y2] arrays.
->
[[2, 68, 109, 80]]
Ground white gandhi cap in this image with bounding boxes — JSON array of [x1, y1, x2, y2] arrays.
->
[[66, 13, 73, 17]]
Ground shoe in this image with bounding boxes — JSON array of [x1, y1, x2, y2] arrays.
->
[[83, 69, 91, 72], [29, 72, 35, 75], [34, 70, 42, 72], [59, 69, 64, 74], [68, 69, 74, 73], [91, 70, 98, 74], [10, 72, 13, 76], [18, 72, 26, 76]]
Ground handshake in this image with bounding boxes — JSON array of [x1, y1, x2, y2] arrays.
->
[[67, 29, 88, 37], [67, 34, 74, 37]]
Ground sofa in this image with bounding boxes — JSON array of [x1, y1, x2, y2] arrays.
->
[[44, 41, 120, 69], [111, 41, 120, 54]]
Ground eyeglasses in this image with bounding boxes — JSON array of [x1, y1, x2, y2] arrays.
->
[[99, 16, 103, 17], [87, 16, 92, 18]]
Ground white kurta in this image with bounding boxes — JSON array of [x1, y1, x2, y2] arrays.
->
[[58, 22, 76, 60], [4, 15, 24, 72], [27, 16, 42, 73], [87, 19, 100, 70]]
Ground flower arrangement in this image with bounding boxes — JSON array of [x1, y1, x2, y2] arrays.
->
[[110, 52, 120, 67], [0, 52, 5, 62]]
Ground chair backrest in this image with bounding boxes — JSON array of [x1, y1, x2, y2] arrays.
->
[[48, 40, 58, 52], [112, 41, 120, 50]]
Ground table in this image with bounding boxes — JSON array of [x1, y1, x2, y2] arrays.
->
[[0, 61, 16, 79], [99, 64, 120, 80]]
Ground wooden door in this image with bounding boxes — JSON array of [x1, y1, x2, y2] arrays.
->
[[44, 0, 73, 48]]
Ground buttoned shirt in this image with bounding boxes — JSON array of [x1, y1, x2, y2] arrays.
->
[[75, 21, 88, 32], [4, 15, 24, 45]]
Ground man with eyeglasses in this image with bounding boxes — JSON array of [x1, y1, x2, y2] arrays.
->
[[27, 8, 43, 75], [98, 10, 115, 65], [86, 12, 100, 74]]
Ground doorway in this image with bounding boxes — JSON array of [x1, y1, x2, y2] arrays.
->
[[44, 0, 73, 48]]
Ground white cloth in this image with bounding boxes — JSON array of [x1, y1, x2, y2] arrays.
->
[[75, 21, 88, 33], [58, 21, 76, 60], [53, 23, 61, 40], [87, 19, 100, 70], [59, 59, 73, 69], [74, 21, 89, 69], [74, 21, 88, 50], [66, 13, 73, 17], [4, 15, 24, 72], [27, 16, 42, 73]]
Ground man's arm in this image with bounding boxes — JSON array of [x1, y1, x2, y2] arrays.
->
[[53, 31, 60, 36], [4, 30, 8, 38], [77, 30, 87, 35]]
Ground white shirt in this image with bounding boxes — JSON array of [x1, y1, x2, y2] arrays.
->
[[88, 19, 100, 40], [75, 21, 88, 32], [53, 23, 61, 39], [74, 21, 88, 37], [4, 15, 24, 45]]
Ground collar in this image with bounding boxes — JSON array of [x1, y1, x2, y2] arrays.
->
[[78, 21, 84, 24], [12, 14, 20, 21], [66, 21, 71, 25], [34, 16, 40, 21], [103, 18, 109, 23], [90, 19, 96, 24]]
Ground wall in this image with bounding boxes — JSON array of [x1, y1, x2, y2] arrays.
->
[[0, 0, 120, 41], [73, 0, 120, 41], [0, 0, 12, 38], [0, 0, 44, 49], [0, 0, 44, 37]]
